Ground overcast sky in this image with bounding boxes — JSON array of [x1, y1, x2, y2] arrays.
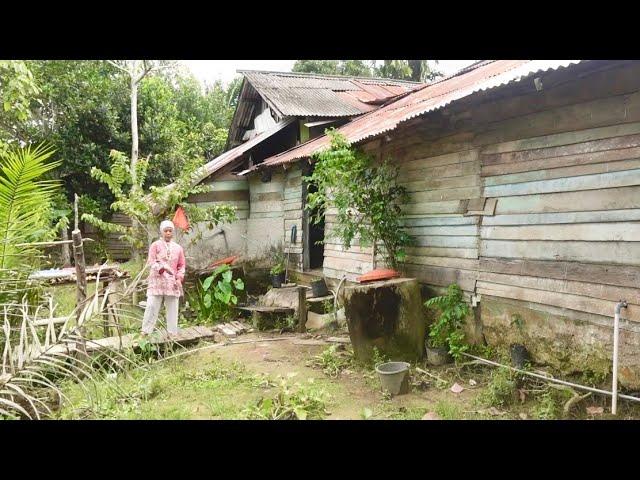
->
[[182, 60, 477, 87]]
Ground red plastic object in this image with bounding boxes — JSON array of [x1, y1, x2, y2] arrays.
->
[[209, 255, 239, 268], [172, 206, 190, 231], [356, 268, 401, 283]]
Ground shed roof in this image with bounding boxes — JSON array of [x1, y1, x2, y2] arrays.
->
[[238, 70, 422, 118], [187, 118, 295, 186], [256, 60, 586, 169]]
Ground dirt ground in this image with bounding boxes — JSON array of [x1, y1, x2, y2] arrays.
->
[[187, 330, 640, 420], [54, 326, 640, 420]]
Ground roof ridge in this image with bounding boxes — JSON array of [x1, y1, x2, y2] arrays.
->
[[237, 69, 424, 85]]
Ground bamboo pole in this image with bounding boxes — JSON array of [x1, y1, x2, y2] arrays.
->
[[72, 228, 89, 362], [15, 238, 93, 248], [72, 230, 87, 323]]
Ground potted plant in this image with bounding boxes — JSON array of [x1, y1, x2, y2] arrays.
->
[[270, 262, 286, 288], [509, 313, 530, 368], [424, 284, 470, 365]]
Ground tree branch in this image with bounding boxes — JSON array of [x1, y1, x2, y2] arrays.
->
[[106, 60, 130, 74]]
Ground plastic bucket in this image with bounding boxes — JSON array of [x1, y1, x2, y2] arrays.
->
[[311, 279, 329, 297], [426, 345, 453, 366], [271, 273, 285, 288], [375, 361, 411, 395], [510, 344, 530, 368]]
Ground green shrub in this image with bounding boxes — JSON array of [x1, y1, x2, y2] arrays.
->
[[424, 284, 470, 360], [478, 368, 517, 407], [187, 264, 244, 323], [242, 376, 329, 420]]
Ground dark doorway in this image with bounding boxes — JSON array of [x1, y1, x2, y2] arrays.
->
[[307, 181, 325, 269]]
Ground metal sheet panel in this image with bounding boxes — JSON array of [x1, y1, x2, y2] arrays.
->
[[238, 70, 421, 117], [259, 60, 586, 168]]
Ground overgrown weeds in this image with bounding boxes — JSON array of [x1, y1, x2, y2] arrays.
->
[[477, 367, 518, 408], [242, 374, 330, 420], [308, 345, 353, 378]]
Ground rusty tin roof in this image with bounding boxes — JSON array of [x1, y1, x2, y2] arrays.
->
[[257, 60, 585, 169]]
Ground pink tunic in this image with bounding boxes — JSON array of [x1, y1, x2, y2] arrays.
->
[[146, 239, 186, 297]]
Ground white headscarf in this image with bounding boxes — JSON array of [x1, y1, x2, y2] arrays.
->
[[159, 220, 175, 235]]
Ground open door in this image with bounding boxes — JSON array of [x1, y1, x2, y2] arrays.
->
[[302, 165, 325, 272]]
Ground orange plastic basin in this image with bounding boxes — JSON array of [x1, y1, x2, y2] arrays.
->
[[356, 268, 401, 283], [209, 255, 239, 267]]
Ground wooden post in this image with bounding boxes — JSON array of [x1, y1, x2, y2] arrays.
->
[[371, 238, 377, 270], [72, 228, 88, 362], [102, 281, 111, 337], [72, 229, 87, 323], [298, 286, 307, 333], [74, 193, 79, 231]]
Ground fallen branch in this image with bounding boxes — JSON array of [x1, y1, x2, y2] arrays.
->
[[415, 367, 447, 385], [564, 391, 592, 416]]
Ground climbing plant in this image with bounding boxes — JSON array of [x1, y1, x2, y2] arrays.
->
[[304, 129, 413, 270]]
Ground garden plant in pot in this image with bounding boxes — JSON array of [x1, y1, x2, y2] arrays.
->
[[424, 283, 470, 366], [270, 262, 286, 288], [509, 313, 531, 369]]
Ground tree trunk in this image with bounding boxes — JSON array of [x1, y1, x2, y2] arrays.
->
[[129, 64, 141, 262], [130, 73, 139, 186]]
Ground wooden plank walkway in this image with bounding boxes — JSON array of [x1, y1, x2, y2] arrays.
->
[[45, 322, 252, 356]]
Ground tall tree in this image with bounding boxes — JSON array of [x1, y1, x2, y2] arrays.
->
[[376, 60, 441, 82], [0, 61, 40, 149], [107, 60, 176, 188], [293, 59, 442, 82], [293, 60, 375, 77], [292, 60, 341, 75]]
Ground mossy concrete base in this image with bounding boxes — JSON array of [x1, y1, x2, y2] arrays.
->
[[481, 296, 640, 389], [343, 278, 425, 363]]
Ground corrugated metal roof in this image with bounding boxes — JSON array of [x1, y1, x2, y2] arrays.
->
[[193, 118, 295, 183], [238, 70, 422, 118], [258, 60, 586, 169]]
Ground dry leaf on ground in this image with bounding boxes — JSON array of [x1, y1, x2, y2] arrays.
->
[[450, 382, 464, 394], [586, 406, 604, 415], [487, 407, 507, 416], [422, 412, 441, 420]]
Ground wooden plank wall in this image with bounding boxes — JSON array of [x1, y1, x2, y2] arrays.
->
[[478, 133, 640, 323], [472, 62, 640, 323], [283, 166, 304, 270], [322, 128, 483, 291], [320, 61, 640, 325], [83, 213, 132, 260]]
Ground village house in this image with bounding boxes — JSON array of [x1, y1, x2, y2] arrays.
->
[[219, 60, 640, 388], [179, 70, 421, 266]]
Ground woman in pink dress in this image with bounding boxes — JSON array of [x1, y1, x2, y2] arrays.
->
[[141, 220, 186, 337]]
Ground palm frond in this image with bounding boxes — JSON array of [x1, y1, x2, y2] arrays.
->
[[0, 263, 152, 419]]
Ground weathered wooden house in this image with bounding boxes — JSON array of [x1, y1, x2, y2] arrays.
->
[[236, 60, 640, 387], [181, 70, 420, 266]]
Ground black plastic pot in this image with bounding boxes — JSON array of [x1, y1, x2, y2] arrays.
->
[[425, 344, 453, 366], [271, 272, 285, 288], [311, 279, 329, 297], [510, 344, 530, 368]]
